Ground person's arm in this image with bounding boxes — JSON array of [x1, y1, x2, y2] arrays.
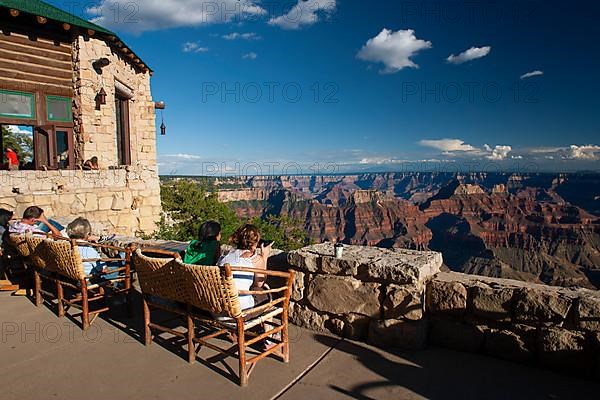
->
[[252, 243, 272, 287], [36, 213, 62, 237]]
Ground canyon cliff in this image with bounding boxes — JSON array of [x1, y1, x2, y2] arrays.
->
[[198, 172, 600, 288]]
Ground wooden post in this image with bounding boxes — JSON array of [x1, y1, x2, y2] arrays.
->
[[187, 305, 195, 364], [34, 270, 42, 307], [56, 280, 64, 317], [143, 296, 152, 346], [282, 270, 294, 363], [237, 317, 248, 387], [81, 280, 90, 330]]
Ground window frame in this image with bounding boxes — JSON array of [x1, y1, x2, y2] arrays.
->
[[46, 95, 73, 122], [0, 89, 36, 120]]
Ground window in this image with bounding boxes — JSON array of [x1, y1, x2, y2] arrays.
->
[[34, 126, 74, 170], [115, 94, 131, 165], [0, 90, 35, 119], [46, 96, 72, 122]]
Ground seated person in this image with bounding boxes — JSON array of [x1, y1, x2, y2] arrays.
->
[[0, 208, 13, 244], [218, 224, 272, 311], [184, 220, 221, 265], [66, 217, 119, 280], [83, 156, 99, 170], [9, 206, 63, 237]]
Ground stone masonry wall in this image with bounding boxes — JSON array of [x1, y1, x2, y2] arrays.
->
[[426, 272, 600, 380], [285, 244, 600, 381], [74, 36, 157, 167], [0, 167, 160, 235], [284, 243, 443, 346]]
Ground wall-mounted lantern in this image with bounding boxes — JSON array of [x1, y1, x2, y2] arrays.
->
[[155, 101, 167, 136], [95, 87, 107, 109]]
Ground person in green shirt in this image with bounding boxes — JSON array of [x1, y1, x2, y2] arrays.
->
[[184, 220, 222, 265]]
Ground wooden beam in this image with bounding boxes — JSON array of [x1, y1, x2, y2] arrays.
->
[[122, 47, 129, 53], [9, 9, 20, 17], [36, 16, 47, 25], [62, 23, 71, 31], [87, 29, 95, 36]]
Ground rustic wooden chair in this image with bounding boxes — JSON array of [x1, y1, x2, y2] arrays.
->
[[134, 248, 295, 387], [21, 235, 133, 330]]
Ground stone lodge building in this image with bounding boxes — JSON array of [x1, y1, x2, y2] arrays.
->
[[0, 0, 161, 235]]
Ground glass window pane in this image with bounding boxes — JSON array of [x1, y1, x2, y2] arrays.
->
[[47, 97, 71, 121], [0, 90, 34, 119], [55, 130, 70, 169]]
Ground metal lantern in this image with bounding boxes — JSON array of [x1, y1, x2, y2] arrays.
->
[[160, 121, 166, 135], [97, 87, 107, 105]]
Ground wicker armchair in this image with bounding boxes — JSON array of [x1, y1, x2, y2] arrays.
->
[[134, 248, 294, 387], [11, 233, 133, 330]]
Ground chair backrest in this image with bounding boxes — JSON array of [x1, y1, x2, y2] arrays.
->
[[38, 238, 85, 281], [8, 234, 30, 257], [134, 248, 242, 318], [26, 235, 47, 269]]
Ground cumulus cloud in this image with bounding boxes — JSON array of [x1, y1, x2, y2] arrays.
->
[[564, 145, 600, 160], [446, 46, 491, 64], [418, 139, 477, 153], [484, 144, 512, 160], [182, 42, 209, 53], [520, 70, 544, 79], [357, 29, 432, 74], [163, 153, 202, 160], [269, 0, 336, 30], [87, 0, 266, 33], [223, 32, 262, 40], [419, 139, 513, 160], [242, 52, 258, 60]]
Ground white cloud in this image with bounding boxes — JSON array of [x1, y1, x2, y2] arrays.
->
[[358, 157, 409, 165], [87, 0, 266, 34], [357, 29, 432, 74], [242, 52, 258, 60], [223, 32, 262, 40], [420, 139, 513, 160], [446, 46, 491, 64], [564, 145, 600, 160], [163, 153, 202, 160], [484, 144, 512, 160], [418, 139, 477, 153], [520, 70, 544, 79], [268, 0, 336, 30], [182, 42, 209, 53]]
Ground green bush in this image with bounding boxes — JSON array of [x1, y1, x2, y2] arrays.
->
[[154, 179, 309, 251]]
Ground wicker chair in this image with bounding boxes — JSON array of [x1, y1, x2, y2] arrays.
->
[[17, 235, 133, 330], [134, 248, 294, 387]]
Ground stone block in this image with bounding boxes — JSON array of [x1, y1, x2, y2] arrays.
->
[[307, 275, 381, 317], [320, 256, 358, 275], [426, 280, 467, 315], [384, 284, 423, 320], [538, 327, 593, 371], [342, 313, 371, 341], [470, 285, 514, 321], [287, 249, 319, 272], [576, 296, 600, 331], [291, 270, 305, 302], [368, 318, 428, 350], [514, 288, 572, 324], [289, 303, 329, 333], [429, 319, 486, 352], [484, 326, 535, 363]]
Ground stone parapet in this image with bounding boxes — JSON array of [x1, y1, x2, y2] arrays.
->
[[0, 166, 160, 236]]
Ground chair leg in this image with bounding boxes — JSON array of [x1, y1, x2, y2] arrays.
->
[[81, 287, 90, 330], [187, 311, 195, 364], [126, 289, 134, 317], [34, 270, 42, 307], [56, 281, 64, 317], [282, 313, 290, 363], [237, 318, 248, 387], [143, 297, 152, 346]]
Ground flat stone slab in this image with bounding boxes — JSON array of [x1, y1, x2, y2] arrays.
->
[[288, 243, 443, 284]]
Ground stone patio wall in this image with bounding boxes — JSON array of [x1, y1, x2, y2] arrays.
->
[[284, 244, 600, 381]]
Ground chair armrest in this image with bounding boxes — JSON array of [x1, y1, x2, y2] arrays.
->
[[228, 266, 293, 279]]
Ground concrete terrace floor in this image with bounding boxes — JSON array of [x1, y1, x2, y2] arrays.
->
[[1, 292, 599, 400]]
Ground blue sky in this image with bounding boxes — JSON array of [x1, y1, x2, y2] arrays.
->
[[48, 0, 600, 175]]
